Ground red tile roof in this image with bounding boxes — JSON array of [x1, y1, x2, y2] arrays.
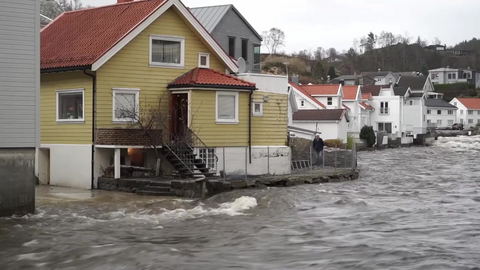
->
[[41, 0, 168, 69], [301, 84, 340, 95], [360, 102, 374, 110], [293, 109, 346, 121], [362, 93, 373, 100], [289, 83, 326, 108], [168, 68, 256, 89], [456, 98, 480, 109], [342, 86, 359, 100]]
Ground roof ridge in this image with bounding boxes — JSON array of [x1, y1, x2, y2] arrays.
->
[[208, 68, 256, 86], [63, 0, 164, 15], [189, 4, 232, 9]]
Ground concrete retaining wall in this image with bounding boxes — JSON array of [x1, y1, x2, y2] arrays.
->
[[0, 149, 35, 217]]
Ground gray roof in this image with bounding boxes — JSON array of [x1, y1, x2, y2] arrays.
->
[[394, 87, 409, 96], [409, 92, 424, 98], [331, 75, 360, 81], [361, 71, 391, 77], [190, 5, 262, 40], [293, 109, 346, 121], [396, 76, 427, 90], [425, 99, 458, 108]]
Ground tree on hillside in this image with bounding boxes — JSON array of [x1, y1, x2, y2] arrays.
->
[[312, 61, 325, 81], [433, 37, 442, 45], [361, 32, 377, 52], [41, 0, 90, 19], [327, 66, 337, 80], [262, 28, 285, 55]]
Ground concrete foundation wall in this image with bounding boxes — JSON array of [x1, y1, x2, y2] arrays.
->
[[0, 149, 35, 217], [217, 146, 291, 177], [47, 145, 92, 190]]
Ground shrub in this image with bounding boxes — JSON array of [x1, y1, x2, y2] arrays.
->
[[324, 139, 344, 148], [360, 126, 376, 147], [346, 135, 355, 149]]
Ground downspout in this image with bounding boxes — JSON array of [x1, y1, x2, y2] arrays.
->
[[84, 70, 96, 189], [248, 89, 253, 163]]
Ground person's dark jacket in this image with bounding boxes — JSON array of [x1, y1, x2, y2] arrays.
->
[[313, 138, 324, 152]]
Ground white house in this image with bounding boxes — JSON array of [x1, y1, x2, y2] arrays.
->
[[342, 85, 363, 136], [300, 84, 343, 109], [429, 67, 480, 88], [362, 85, 404, 138], [361, 71, 397, 86], [359, 92, 374, 128], [394, 87, 427, 136], [292, 110, 349, 142], [450, 98, 480, 128], [425, 99, 457, 128]]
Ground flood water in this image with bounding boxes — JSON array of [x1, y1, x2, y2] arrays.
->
[[1, 136, 480, 269]]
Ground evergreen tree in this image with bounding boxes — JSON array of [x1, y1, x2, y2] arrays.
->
[[327, 66, 337, 80]]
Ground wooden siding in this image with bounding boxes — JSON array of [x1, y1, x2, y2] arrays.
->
[[40, 72, 92, 144], [191, 90, 249, 147], [0, 0, 39, 148], [96, 7, 226, 128], [251, 91, 288, 146]]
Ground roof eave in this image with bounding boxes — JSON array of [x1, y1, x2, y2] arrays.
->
[[168, 84, 256, 90], [41, 65, 91, 74]]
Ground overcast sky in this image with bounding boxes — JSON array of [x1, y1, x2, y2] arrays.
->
[[82, 0, 479, 53]]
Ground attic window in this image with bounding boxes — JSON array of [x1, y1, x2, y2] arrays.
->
[[150, 35, 185, 68], [327, 97, 333, 105], [300, 99, 306, 108], [198, 53, 210, 68]]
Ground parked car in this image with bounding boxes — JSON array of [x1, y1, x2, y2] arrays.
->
[[452, 123, 464, 130]]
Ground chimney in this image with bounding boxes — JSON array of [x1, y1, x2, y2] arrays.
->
[[118, 0, 134, 3], [340, 80, 345, 86], [292, 75, 299, 85]]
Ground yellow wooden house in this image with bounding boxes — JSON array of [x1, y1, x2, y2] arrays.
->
[[37, 0, 290, 189]]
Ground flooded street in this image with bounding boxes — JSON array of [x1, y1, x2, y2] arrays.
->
[[2, 136, 480, 270]]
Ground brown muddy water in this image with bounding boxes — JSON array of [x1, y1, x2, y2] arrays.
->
[[1, 136, 480, 269]]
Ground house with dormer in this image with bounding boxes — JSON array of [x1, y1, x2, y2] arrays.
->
[[37, 0, 290, 190]]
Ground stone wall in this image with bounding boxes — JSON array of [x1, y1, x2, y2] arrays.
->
[[0, 149, 35, 217]]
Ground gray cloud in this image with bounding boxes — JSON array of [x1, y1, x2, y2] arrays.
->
[[82, 0, 480, 53]]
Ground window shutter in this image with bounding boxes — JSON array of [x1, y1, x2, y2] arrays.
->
[[218, 95, 235, 119]]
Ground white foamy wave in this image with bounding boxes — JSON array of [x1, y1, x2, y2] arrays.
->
[[435, 136, 480, 151]]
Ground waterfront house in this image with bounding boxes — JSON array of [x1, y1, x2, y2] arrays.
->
[[342, 85, 363, 137], [425, 99, 458, 128], [292, 110, 349, 142], [429, 67, 480, 88], [394, 87, 427, 137], [362, 85, 404, 138], [0, 0, 39, 216], [37, 0, 290, 190], [450, 98, 480, 128], [359, 93, 374, 128], [190, 5, 262, 73]]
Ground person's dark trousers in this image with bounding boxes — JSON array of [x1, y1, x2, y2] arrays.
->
[[315, 150, 323, 166]]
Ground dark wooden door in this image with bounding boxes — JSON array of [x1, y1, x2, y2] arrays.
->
[[170, 93, 189, 139]]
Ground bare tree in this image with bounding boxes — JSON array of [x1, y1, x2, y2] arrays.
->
[[433, 37, 442, 45], [262, 28, 286, 55], [41, 0, 90, 19]]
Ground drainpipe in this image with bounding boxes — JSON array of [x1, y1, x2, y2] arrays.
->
[[248, 89, 253, 163], [84, 70, 97, 189]]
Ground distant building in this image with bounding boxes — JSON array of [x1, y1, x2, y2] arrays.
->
[[425, 99, 458, 128], [429, 67, 480, 88], [361, 71, 397, 86], [450, 98, 480, 128], [190, 5, 262, 73], [424, 45, 473, 56], [330, 75, 375, 86]]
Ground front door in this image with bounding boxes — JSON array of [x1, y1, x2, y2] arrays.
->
[[170, 93, 189, 139]]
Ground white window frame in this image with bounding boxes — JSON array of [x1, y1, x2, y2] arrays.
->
[[56, 88, 85, 123], [448, 120, 454, 125], [198, 52, 210, 68], [149, 35, 185, 68], [468, 119, 474, 124], [468, 110, 473, 115], [427, 109, 431, 114], [460, 110, 464, 115], [327, 97, 333, 105], [299, 99, 306, 108], [448, 110, 453, 115], [198, 148, 216, 170], [437, 110, 442, 115], [112, 88, 140, 123], [437, 119, 442, 125], [216, 91, 239, 124], [252, 101, 263, 117]]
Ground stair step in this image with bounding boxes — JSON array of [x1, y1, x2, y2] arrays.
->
[[141, 186, 170, 193], [148, 181, 171, 187], [136, 190, 175, 196]]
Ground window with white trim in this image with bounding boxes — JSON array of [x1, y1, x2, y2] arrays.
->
[[460, 110, 464, 115], [113, 88, 140, 122], [252, 101, 263, 116], [437, 110, 442, 115], [216, 92, 239, 124], [198, 52, 210, 68], [448, 120, 454, 125], [448, 110, 453, 115], [150, 35, 185, 68], [56, 89, 84, 122], [380, 102, 389, 114], [437, 120, 442, 125], [468, 119, 474, 124], [427, 109, 431, 114], [468, 110, 473, 115], [477, 110, 480, 115], [327, 97, 333, 105]]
